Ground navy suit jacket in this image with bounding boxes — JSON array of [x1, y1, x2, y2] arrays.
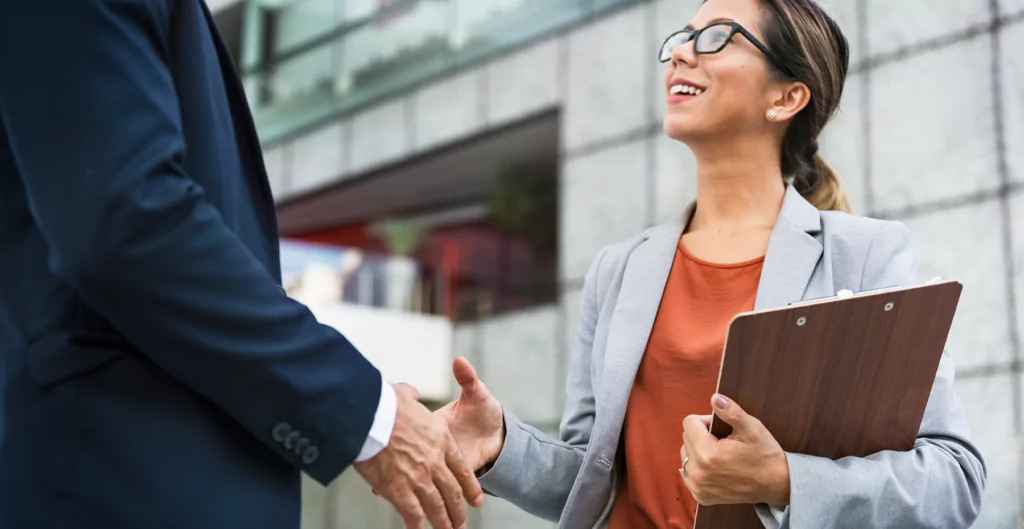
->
[[0, 1, 382, 527]]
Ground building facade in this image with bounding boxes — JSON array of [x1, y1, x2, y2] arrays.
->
[[215, 0, 1024, 527]]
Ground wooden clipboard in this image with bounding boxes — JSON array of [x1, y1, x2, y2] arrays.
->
[[693, 280, 963, 529]]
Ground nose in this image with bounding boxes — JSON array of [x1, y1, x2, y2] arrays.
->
[[671, 37, 697, 67]]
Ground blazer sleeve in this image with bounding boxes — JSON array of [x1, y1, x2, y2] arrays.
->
[[755, 221, 987, 529], [0, 0, 380, 485], [476, 246, 609, 522]]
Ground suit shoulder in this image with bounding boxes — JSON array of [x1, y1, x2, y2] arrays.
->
[[819, 210, 908, 251], [582, 224, 664, 295], [819, 210, 915, 288]]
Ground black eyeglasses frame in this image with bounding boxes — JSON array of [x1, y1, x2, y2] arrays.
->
[[658, 22, 795, 79]]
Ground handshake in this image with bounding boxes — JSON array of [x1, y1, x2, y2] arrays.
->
[[354, 358, 506, 529]]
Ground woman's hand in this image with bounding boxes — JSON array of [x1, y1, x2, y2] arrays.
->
[[434, 357, 506, 473], [680, 394, 791, 507]]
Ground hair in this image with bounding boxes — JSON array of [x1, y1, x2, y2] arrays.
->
[[757, 0, 852, 213]]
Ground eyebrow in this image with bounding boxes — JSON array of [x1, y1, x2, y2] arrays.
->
[[683, 17, 736, 31]]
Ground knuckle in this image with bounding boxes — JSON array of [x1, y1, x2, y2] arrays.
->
[[398, 498, 423, 519], [689, 468, 709, 488]]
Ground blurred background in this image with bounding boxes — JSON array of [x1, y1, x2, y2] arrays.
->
[[206, 0, 1024, 527]]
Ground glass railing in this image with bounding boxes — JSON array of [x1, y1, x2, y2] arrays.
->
[[243, 0, 639, 144]]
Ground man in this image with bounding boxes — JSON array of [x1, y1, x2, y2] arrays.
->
[[0, 1, 482, 528]]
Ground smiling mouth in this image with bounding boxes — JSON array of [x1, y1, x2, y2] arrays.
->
[[669, 84, 705, 96]]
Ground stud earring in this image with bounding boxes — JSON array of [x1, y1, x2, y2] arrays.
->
[[767, 109, 779, 121]]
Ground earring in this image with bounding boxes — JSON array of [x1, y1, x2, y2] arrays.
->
[[767, 109, 779, 121]]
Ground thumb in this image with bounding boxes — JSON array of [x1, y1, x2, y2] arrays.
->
[[712, 394, 755, 433], [394, 382, 420, 401], [452, 356, 487, 400]]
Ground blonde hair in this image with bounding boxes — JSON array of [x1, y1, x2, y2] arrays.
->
[[760, 0, 852, 213]]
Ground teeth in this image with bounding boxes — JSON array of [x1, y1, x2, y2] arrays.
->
[[670, 84, 705, 96]]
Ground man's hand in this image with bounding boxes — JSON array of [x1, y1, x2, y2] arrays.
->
[[435, 357, 505, 472], [354, 383, 484, 529], [680, 394, 791, 507]]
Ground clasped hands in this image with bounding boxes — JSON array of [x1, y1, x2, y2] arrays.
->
[[353, 382, 484, 529], [680, 394, 791, 507], [355, 358, 506, 529]]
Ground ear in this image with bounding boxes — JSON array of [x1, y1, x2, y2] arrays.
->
[[766, 81, 812, 122]]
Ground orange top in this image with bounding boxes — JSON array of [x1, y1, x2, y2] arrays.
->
[[607, 240, 764, 529]]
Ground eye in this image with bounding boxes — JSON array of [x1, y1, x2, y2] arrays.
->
[[707, 27, 731, 43]]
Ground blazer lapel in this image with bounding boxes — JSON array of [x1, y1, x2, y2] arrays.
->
[[198, 1, 282, 278], [754, 185, 824, 310], [592, 187, 821, 441], [596, 220, 682, 430]]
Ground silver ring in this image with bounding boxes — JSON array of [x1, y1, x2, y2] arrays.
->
[[679, 456, 689, 477]]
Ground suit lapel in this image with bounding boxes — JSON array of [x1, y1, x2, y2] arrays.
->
[[596, 220, 682, 429], [754, 185, 823, 310], [198, 1, 282, 278]]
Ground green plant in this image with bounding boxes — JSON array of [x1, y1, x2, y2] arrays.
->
[[486, 161, 558, 252], [373, 219, 428, 256]]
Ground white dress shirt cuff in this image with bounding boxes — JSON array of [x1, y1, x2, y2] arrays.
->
[[354, 373, 397, 463]]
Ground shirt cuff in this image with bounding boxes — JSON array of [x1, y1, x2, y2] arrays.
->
[[354, 373, 397, 463]]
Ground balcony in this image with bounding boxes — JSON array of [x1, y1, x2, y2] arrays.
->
[[241, 0, 638, 144]]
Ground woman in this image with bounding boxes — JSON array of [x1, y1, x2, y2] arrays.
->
[[437, 0, 987, 527]]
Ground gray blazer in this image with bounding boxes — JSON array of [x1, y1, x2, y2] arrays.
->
[[477, 186, 987, 528]]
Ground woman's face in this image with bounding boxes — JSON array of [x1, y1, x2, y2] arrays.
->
[[662, 0, 779, 144]]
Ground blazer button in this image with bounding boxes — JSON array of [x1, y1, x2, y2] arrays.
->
[[294, 438, 311, 456], [284, 430, 302, 450], [272, 422, 291, 443], [302, 446, 320, 465]]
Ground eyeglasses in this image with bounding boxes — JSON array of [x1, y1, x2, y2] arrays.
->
[[658, 22, 793, 78]]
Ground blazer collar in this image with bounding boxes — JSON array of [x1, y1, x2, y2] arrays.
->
[[671, 184, 822, 309], [753, 185, 823, 309], [597, 186, 823, 432]]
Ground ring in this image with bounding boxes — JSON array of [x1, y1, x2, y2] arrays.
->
[[679, 456, 689, 477]]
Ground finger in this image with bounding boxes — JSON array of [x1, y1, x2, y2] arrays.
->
[[696, 414, 712, 429], [711, 394, 755, 434], [682, 414, 715, 459], [413, 481, 452, 529], [452, 357, 487, 400], [445, 432, 485, 508], [392, 489, 426, 529], [434, 463, 468, 529], [395, 383, 421, 401]]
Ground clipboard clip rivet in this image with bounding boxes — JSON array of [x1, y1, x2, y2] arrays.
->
[[885, 302, 895, 312], [796, 316, 807, 327]]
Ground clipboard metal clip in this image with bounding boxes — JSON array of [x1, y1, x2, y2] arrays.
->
[[787, 277, 943, 307]]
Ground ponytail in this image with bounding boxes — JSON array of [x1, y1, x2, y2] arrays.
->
[[800, 153, 851, 213], [758, 0, 853, 214]]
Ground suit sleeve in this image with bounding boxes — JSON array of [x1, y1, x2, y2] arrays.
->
[[0, 0, 381, 485], [755, 221, 987, 529]]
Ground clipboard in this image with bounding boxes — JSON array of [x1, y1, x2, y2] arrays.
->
[[693, 280, 963, 529]]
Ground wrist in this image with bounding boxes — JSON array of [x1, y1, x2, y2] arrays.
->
[[490, 413, 507, 464], [479, 411, 507, 473], [763, 452, 791, 506]]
